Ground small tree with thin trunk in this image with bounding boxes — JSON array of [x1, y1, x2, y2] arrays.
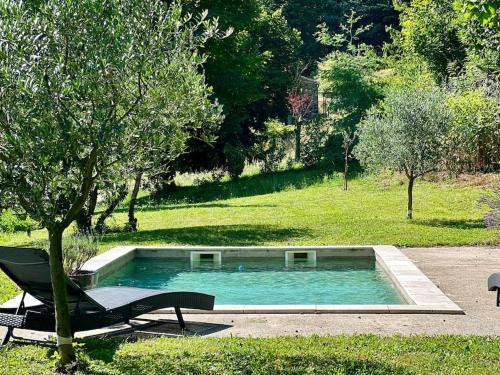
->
[[0, 0, 217, 367], [339, 128, 358, 191], [354, 88, 451, 219]]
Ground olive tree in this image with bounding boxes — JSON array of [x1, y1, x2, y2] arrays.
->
[[354, 88, 452, 219], [0, 0, 217, 365]]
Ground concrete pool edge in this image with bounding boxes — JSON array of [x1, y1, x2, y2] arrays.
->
[[81, 245, 464, 315]]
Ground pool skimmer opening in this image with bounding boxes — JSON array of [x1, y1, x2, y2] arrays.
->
[[190, 251, 222, 267], [285, 250, 317, 267]]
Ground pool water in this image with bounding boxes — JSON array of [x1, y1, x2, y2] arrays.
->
[[98, 257, 404, 305]]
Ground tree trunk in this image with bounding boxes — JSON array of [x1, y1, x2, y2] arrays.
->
[[295, 122, 301, 162], [48, 227, 76, 365], [94, 184, 128, 234], [128, 173, 142, 232], [76, 186, 98, 234], [407, 176, 414, 219], [343, 151, 349, 191]]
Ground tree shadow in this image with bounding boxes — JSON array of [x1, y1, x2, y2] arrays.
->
[[110, 202, 277, 214], [146, 166, 337, 206], [412, 218, 486, 230], [100, 225, 314, 246]]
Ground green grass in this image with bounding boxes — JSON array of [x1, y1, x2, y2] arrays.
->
[[0, 168, 498, 373], [1, 169, 497, 252], [0, 271, 18, 304], [0, 335, 498, 374]]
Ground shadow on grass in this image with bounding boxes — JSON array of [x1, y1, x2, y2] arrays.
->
[[110, 202, 277, 214], [412, 218, 485, 230], [145, 166, 337, 206], [100, 225, 314, 246]]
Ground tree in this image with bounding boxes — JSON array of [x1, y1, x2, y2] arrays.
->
[[287, 87, 313, 161], [265, 0, 399, 66], [339, 128, 358, 191], [454, 0, 500, 74], [316, 10, 383, 168], [354, 88, 452, 219], [396, 0, 467, 81], [176, 0, 301, 179], [0, 0, 217, 366], [316, 10, 382, 130], [457, 0, 499, 27], [123, 67, 221, 232]]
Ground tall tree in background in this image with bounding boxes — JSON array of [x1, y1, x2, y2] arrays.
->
[[0, 0, 217, 365], [176, 0, 301, 179], [316, 11, 383, 167], [266, 0, 399, 65], [455, 0, 499, 75], [396, 0, 467, 81]]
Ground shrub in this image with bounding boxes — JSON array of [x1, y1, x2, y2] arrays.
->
[[224, 142, 246, 179], [446, 87, 500, 173], [0, 209, 37, 233], [252, 119, 295, 173], [300, 119, 331, 167], [62, 234, 99, 275], [479, 188, 500, 231]]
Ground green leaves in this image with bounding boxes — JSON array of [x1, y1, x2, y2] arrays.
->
[[457, 0, 499, 27], [355, 87, 452, 177], [0, 0, 220, 229]]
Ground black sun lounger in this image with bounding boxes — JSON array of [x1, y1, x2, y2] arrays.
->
[[488, 273, 500, 307], [0, 246, 214, 345]]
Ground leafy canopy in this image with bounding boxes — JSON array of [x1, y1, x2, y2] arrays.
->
[[0, 0, 218, 230], [355, 88, 452, 178]]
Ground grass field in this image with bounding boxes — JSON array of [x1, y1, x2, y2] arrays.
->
[[0, 335, 498, 374], [1, 168, 497, 251]]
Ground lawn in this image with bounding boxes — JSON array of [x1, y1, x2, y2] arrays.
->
[[0, 169, 498, 374], [0, 335, 498, 374], [1, 168, 497, 252]]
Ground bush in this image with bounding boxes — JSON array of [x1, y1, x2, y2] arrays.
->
[[0, 209, 37, 233], [62, 234, 99, 275], [479, 188, 500, 231], [223, 142, 246, 179], [252, 119, 295, 173], [300, 119, 331, 167], [446, 87, 500, 173]]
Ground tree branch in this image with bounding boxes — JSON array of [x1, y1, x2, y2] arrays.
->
[[59, 148, 97, 229], [116, 71, 144, 124]]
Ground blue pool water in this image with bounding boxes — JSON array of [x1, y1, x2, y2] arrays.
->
[[98, 257, 404, 305]]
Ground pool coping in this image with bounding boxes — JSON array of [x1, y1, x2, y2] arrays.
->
[[81, 245, 464, 315]]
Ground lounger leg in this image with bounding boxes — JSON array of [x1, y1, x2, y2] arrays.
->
[[1, 327, 12, 346], [174, 307, 185, 329], [497, 290, 500, 307]]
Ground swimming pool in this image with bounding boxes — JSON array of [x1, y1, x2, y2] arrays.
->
[[97, 256, 404, 305], [82, 246, 463, 314]]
